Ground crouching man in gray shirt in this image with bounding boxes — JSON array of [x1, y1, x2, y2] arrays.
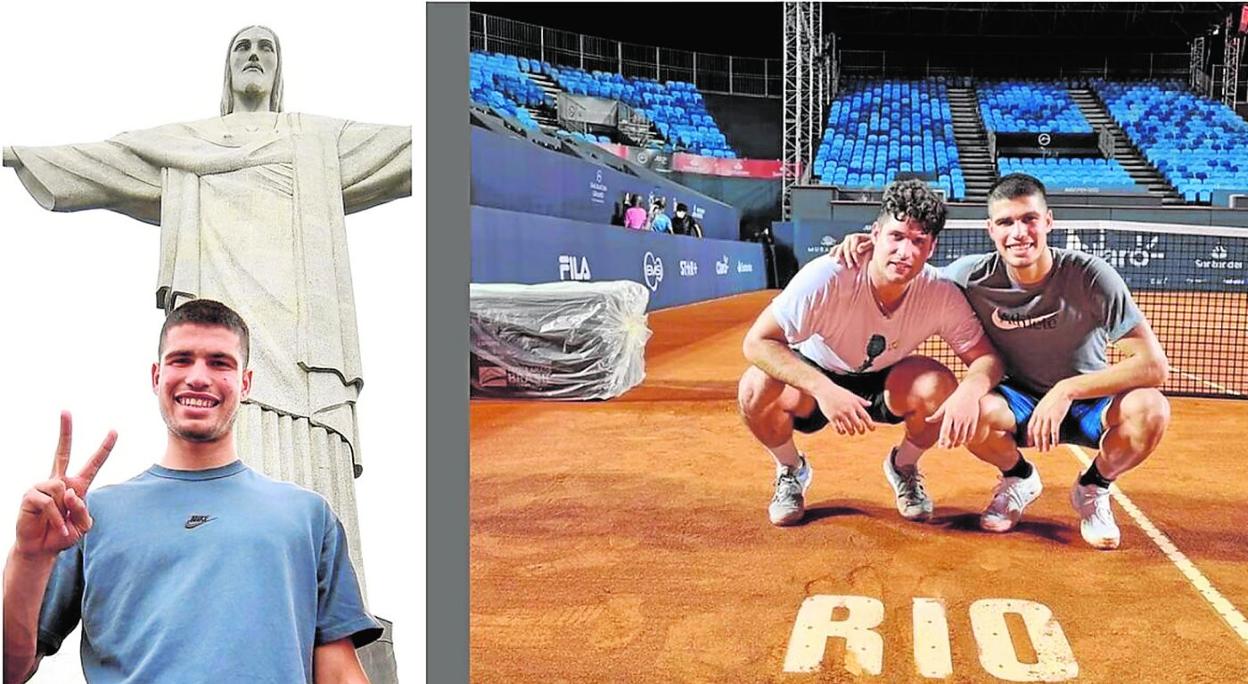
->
[[835, 174, 1171, 550], [4, 299, 379, 683]]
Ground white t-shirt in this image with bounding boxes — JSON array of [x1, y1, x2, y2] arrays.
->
[[770, 256, 985, 374]]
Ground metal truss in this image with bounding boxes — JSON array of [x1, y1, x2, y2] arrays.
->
[[782, 1, 824, 220], [1190, 36, 1205, 93], [1223, 13, 1241, 107]]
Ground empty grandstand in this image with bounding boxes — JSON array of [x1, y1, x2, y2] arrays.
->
[[1096, 78, 1248, 204]]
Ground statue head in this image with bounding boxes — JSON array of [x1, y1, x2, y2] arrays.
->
[[220, 25, 284, 116]]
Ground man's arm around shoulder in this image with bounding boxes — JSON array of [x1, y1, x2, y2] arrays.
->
[[313, 637, 370, 684]]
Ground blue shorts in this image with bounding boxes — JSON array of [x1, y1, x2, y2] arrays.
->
[[997, 381, 1111, 449]]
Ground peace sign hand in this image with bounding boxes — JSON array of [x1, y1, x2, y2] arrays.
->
[[14, 412, 117, 560]]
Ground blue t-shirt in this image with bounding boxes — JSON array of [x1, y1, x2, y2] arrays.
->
[[37, 461, 381, 683], [650, 213, 672, 233]]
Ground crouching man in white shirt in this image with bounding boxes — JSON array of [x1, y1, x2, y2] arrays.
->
[[739, 179, 1004, 526]]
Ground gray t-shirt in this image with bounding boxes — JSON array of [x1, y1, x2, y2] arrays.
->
[[37, 461, 381, 683], [941, 247, 1144, 395]]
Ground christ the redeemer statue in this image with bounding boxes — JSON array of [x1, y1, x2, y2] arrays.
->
[[2, 25, 412, 586]]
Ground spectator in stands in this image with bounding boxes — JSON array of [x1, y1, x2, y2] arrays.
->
[[610, 199, 626, 227], [671, 203, 703, 238], [649, 198, 672, 233], [623, 195, 647, 230]]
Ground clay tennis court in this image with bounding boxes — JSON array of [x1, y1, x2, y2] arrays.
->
[[469, 290, 1248, 682]]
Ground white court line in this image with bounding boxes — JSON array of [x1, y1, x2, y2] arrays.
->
[[1172, 367, 1247, 397], [1067, 444, 1248, 648]]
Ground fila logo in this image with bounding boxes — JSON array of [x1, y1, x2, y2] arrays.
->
[[558, 255, 591, 281], [185, 514, 216, 530], [990, 308, 1059, 330]]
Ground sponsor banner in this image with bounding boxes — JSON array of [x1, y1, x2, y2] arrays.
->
[[932, 223, 1248, 291], [594, 142, 787, 178], [1055, 228, 1246, 290], [472, 127, 738, 240], [993, 132, 1100, 156], [772, 218, 873, 271], [471, 206, 768, 310], [780, 217, 1246, 292], [593, 142, 678, 174], [671, 153, 794, 179], [625, 146, 672, 172]]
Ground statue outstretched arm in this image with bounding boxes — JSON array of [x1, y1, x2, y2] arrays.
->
[[338, 122, 412, 215], [5, 141, 162, 224]]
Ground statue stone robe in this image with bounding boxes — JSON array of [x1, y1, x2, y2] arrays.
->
[[9, 112, 412, 587]]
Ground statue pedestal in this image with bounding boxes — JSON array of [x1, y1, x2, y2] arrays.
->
[[359, 616, 398, 683]]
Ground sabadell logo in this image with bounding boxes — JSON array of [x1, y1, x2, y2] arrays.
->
[[643, 251, 664, 291]]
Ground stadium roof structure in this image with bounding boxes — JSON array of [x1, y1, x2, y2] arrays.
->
[[473, 2, 1240, 76]]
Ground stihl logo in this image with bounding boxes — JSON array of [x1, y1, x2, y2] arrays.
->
[[558, 255, 591, 281]]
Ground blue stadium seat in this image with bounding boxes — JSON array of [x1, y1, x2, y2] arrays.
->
[[1094, 79, 1248, 203], [814, 78, 965, 194]]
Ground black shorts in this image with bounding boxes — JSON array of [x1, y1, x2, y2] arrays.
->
[[791, 354, 904, 433]]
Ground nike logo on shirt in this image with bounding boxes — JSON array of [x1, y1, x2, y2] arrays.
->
[[990, 308, 1060, 330], [185, 515, 216, 530]]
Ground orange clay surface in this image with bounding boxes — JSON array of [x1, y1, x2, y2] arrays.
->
[[470, 290, 1248, 682]]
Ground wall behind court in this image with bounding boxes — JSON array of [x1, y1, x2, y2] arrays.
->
[[471, 206, 768, 310]]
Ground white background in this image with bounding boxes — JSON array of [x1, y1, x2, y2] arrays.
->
[[0, 2, 427, 681]]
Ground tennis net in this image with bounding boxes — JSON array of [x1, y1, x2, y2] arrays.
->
[[917, 220, 1247, 399]]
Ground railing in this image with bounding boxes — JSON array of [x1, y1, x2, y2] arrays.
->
[[838, 50, 1193, 81], [1098, 125, 1116, 160], [471, 12, 782, 99]]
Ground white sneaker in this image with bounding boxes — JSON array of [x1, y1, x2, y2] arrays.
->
[[882, 448, 933, 521], [980, 467, 1043, 533], [1071, 481, 1121, 550], [769, 456, 813, 526]]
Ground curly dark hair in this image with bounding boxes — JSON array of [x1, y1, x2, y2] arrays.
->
[[878, 179, 947, 236]]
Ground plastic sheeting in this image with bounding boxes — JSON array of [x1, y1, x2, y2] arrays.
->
[[470, 281, 652, 400]]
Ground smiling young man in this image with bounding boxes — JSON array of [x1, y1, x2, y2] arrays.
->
[[947, 174, 1170, 549], [3, 300, 379, 684], [831, 173, 1171, 549], [738, 179, 1004, 526]]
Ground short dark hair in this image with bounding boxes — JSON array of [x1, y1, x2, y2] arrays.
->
[[987, 173, 1048, 208], [158, 299, 251, 367], [878, 179, 947, 237]]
